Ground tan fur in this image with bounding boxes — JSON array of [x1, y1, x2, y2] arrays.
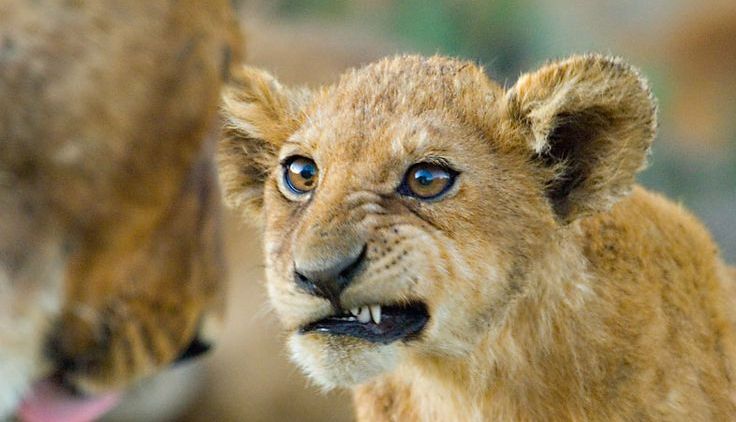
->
[[0, 0, 241, 417], [219, 54, 736, 420]]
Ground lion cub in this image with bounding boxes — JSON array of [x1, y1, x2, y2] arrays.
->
[[219, 54, 736, 420]]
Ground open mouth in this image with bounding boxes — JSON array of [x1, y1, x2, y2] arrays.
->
[[299, 302, 429, 345]]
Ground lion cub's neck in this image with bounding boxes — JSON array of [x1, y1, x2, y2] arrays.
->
[[356, 228, 608, 421]]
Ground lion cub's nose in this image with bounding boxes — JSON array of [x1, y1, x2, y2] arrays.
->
[[294, 245, 367, 304]]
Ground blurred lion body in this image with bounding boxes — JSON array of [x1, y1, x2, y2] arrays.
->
[[0, 0, 240, 417], [220, 53, 736, 420]]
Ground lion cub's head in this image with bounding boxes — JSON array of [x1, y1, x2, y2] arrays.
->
[[219, 55, 656, 387]]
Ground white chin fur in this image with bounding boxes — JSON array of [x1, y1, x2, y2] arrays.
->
[[288, 332, 399, 389]]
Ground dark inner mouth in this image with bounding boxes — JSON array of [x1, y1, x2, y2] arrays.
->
[[48, 371, 86, 397], [299, 302, 429, 345]]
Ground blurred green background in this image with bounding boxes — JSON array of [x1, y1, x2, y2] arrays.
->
[[108, 1, 736, 421]]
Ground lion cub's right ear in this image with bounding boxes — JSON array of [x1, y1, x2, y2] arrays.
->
[[218, 66, 310, 222], [503, 54, 657, 223]]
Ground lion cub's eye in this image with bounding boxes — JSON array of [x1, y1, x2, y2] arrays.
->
[[283, 156, 319, 194], [399, 162, 457, 200]]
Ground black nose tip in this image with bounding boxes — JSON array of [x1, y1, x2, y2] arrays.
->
[[174, 335, 212, 365], [294, 245, 367, 305]]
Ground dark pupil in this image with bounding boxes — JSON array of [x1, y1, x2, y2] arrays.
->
[[299, 164, 315, 180], [291, 160, 316, 188], [415, 169, 434, 186]]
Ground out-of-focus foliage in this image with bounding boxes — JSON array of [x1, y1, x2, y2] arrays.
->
[[263, 0, 545, 77]]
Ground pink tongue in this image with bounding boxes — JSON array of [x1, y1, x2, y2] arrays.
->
[[18, 380, 121, 422]]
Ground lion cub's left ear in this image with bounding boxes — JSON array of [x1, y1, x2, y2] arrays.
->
[[504, 54, 657, 223]]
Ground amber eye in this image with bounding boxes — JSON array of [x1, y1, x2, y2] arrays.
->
[[283, 156, 319, 194], [399, 162, 457, 200]]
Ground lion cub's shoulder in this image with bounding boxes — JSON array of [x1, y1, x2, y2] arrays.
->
[[581, 186, 720, 273]]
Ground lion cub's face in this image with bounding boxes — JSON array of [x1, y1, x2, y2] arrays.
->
[[220, 55, 655, 387]]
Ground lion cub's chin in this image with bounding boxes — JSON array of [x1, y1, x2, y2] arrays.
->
[[288, 333, 400, 389]]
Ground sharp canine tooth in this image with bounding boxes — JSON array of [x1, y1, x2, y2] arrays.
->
[[357, 306, 370, 323], [370, 305, 381, 324], [350, 307, 359, 316]]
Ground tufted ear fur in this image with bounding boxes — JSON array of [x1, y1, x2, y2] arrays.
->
[[218, 66, 311, 222], [504, 54, 657, 223]]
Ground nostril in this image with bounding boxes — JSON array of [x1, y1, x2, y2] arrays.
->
[[174, 335, 212, 365], [294, 270, 320, 296]]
